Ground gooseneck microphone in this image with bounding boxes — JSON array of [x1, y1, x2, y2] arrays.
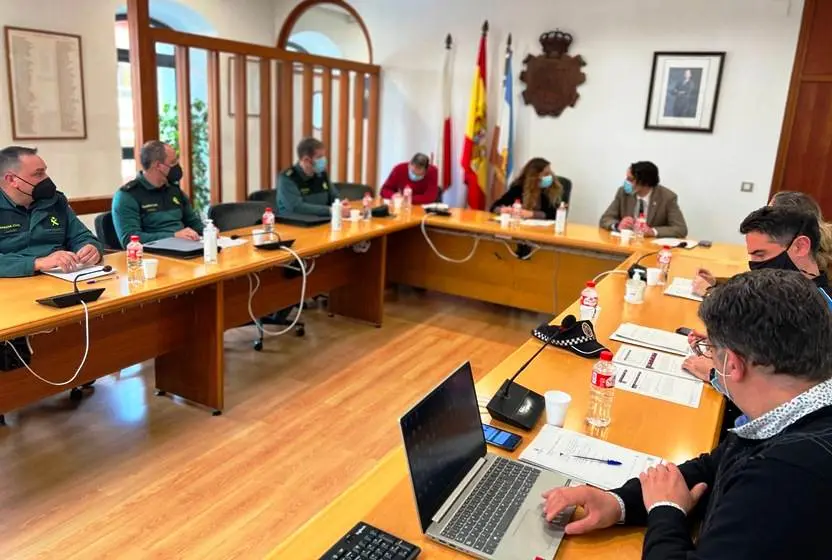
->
[[486, 316, 576, 431], [36, 265, 113, 309]]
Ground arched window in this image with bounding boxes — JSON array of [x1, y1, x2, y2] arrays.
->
[[115, 14, 176, 180]]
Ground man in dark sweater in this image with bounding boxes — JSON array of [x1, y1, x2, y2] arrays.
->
[[542, 269, 832, 559]]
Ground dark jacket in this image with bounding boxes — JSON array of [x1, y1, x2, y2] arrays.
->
[[599, 184, 688, 238], [612, 404, 832, 559], [0, 189, 102, 277], [276, 165, 340, 217], [112, 172, 203, 248], [490, 182, 564, 220]]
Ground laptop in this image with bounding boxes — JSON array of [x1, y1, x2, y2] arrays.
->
[[143, 237, 206, 259], [275, 213, 330, 227], [400, 362, 574, 559]]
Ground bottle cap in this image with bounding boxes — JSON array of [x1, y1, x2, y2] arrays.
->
[[130, 235, 139, 241], [663, 245, 671, 250], [265, 207, 272, 212], [515, 199, 521, 204], [600, 350, 613, 361], [585, 281, 596, 288]]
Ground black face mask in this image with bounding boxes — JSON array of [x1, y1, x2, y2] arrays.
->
[[748, 250, 800, 273], [14, 175, 57, 201], [165, 164, 183, 184]]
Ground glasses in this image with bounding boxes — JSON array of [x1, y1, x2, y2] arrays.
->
[[690, 336, 714, 359]]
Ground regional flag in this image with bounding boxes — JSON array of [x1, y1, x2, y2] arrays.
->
[[461, 21, 489, 210], [490, 34, 514, 204], [437, 34, 454, 192]]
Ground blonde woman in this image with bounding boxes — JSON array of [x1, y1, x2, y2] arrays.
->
[[490, 157, 565, 219]]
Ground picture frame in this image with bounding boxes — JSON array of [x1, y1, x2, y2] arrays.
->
[[644, 51, 725, 133], [4, 26, 88, 140]]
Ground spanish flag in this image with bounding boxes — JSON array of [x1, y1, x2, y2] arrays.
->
[[461, 21, 489, 210]]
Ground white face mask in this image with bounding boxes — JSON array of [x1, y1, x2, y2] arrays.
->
[[711, 352, 732, 401]]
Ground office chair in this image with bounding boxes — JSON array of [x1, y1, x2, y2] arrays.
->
[[247, 189, 276, 204], [333, 182, 373, 201], [557, 176, 573, 207], [206, 202, 305, 350], [94, 212, 123, 251]]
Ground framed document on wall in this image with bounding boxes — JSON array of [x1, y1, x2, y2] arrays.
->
[[4, 26, 88, 140]]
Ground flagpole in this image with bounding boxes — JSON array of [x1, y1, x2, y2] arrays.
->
[[489, 33, 513, 206], [437, 33, 453, 197]]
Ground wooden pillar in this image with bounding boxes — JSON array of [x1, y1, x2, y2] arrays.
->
[[126, 0, 159, 152], [302, 63, 314, 137], [206, 50, 222, 204], [175, 46, 192, 198], [259, 59, 273, 191], [278, 61, 295, 169], [337, 70, 350, 182], [234, 54, 249, 202], [366, 73, 380, 189], [352, 73, 365, 183], [321, 67, 333, 157]]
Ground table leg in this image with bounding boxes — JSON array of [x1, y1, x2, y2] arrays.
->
[[328, 235, 387, 326], [155, 282, 225, 413]]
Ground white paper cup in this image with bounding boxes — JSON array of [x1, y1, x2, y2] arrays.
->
[[619, 229, 633, 245], [143, 258, 159, 280], [350, 209, 361, 221], [393, 195, 403, 212], [646, 267, 661, 286], [499, 213, 511, 228], [545, 390, 572, 427]]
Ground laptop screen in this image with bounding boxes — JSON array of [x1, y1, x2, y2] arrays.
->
[[400, 362, 487, 533]]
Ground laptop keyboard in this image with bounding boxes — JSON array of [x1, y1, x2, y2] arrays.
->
[[440, 457, 540, 555]]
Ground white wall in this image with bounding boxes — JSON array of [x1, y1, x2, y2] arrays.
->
[[275, 0, 802, 243]]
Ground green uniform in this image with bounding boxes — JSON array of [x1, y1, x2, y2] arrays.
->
[[276, 165, 340, 217], [0, 189, 102, 278], [112, 172, 203, 248]]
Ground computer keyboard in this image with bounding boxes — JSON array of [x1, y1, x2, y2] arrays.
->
[[320, 521, 420, 560], [440, 456, 541, 555]]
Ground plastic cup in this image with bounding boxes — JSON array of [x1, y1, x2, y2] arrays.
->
[[646, 267, 661, 286], [545, 391, 572, 427], [143, 258, 159, 280], [350, 209, 361, 221], [620, 229, 633, 246]]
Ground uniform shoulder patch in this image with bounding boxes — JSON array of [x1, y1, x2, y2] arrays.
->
[[120, 179, 141, 191]]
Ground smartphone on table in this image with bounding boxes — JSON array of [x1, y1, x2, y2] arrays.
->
[[482, 423, 522, 451]]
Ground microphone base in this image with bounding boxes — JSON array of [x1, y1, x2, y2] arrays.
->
[[486, 380, 545, 432], [36, 288, 105, 308]]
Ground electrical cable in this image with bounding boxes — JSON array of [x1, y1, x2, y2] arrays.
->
[[247, 245, 307, 337], [5, 301, 90, 386], [420, 214, 480, 263], [593, 269, 630, 284]]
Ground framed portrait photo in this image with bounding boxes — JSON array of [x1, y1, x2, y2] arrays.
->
[[644, 51, 726, 133]]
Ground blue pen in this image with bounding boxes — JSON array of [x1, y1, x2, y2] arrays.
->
[[559, 453, 623, 466]]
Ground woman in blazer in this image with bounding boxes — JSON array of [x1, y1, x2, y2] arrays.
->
[[490, 157, 565, 220]]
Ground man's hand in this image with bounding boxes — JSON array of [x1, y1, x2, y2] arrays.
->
[[520, 209, 534, 219], [76, 244, 101, 266], [34, 250, 81, 273], [692, 268, 716, 296], [498, 206, 512, 214], [542, 486, 622, 535], [682, 355, 714, 382], [174, 227, 200, 241], [618, 216, 635, 230], [643, 227, 657, 238], [640, 463, 708, 514]]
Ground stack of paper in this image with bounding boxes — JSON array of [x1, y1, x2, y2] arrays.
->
[[609, 323, 690, 356], [217, 236, 248, 249], [519, 425, 664, 490], [612, 345, 703, 407], [663, 277, 704, 302], [43, 265, 113, 283]]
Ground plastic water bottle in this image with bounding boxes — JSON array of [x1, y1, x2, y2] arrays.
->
[[579, 281, 599, 322], [586, 350, 616, 428], [126, 235, 145, 287], [331, 198, 342, 231], [203, 218, 218, 264], [362, 192, 373, 220], [511, 199, 523, 229], [634, 212, 647, 243], [555, 202, 567, 234], [262, 207, 275, 234], [403, 186, 413, 212], [658, 245, 672, 285], [625, 269, 646, 304]]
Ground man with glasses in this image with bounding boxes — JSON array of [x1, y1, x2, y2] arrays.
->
[[0, 146, 101, 277], [112, 140, 204, 248], [543, 270, 832, 559]]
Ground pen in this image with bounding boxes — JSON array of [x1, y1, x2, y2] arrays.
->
[[86, 276, 118, 285], [559, 453, 623, 466]]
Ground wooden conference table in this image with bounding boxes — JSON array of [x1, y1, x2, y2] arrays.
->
[[271, 251, 746, 559], [0, 208, 745, 422]]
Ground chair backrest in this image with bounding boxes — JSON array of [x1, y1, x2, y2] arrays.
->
[[248, 189, 275, 204], [208, 201, 268, 232], [557, 176, 573, 207], [94, 212, 122, 250], [333, 182, 373, 201]]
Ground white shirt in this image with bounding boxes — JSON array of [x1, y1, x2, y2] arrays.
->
[[633, 191, 651, 219], [732, 377, 832, 440]]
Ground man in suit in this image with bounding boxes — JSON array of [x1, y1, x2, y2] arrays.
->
[[599, 161, 688, 238]]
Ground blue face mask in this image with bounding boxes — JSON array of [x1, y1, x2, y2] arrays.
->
[[710, 353, 732, 401], [313, 157, 327, 175], [408, 170, 424, 182], [622, 180, 634, 195], [539, 175, 554, 189]]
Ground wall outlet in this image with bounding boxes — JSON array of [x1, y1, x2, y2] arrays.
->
[[741, 182, 754, 193]]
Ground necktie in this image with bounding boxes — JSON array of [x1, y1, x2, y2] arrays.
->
[[638, 199, 645, 216]]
